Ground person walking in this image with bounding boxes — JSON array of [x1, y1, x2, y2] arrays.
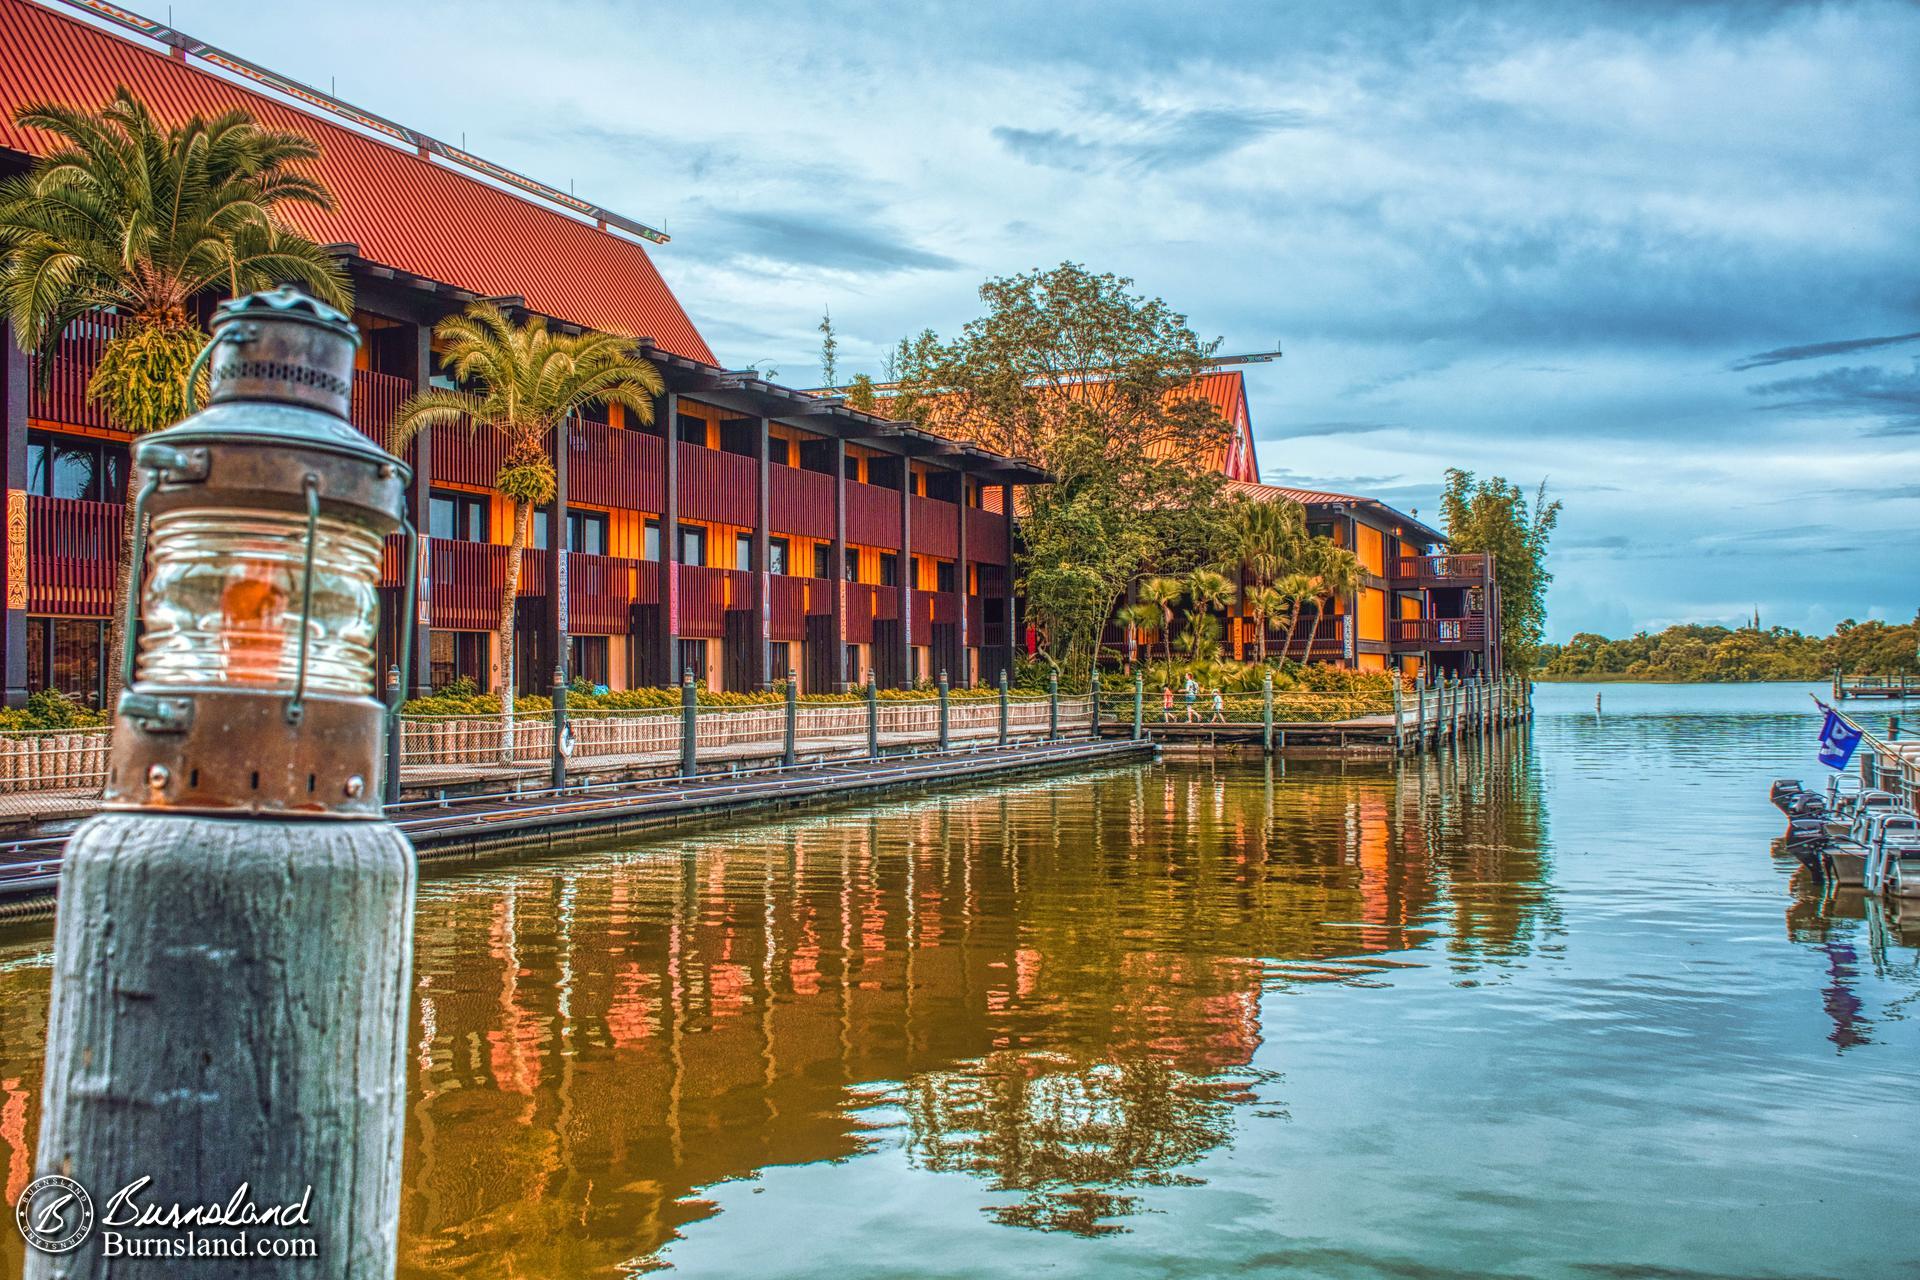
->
[[1183, 674, 1200, 722], [1209, 687, 1226, 723], [1161, 685, 1174, 722]]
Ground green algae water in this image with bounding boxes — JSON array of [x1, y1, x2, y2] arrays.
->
[[0, 681, 1914, 1277]]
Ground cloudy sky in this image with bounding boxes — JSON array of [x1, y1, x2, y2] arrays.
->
[[175, 0, 1920, 639]]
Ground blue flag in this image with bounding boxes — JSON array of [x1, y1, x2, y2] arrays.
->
[[1818, 710, 1863, 769]]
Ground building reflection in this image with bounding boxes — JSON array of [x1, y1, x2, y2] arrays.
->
[[0, 744, 1553, 1278]]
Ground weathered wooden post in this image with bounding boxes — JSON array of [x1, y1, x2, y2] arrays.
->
[[1048, 668, 1060, 740], [783, 667, 799, 766], [31, 290, 415, 1278], [550, 664, 569, 790], [937, 667, 951, 752], [1133, 669, 1145, 741], [1089, 666, 1101, 740], [998, 668, 1010, 746], [1262, 669, 1274, 754], [680, 667, 697, 779], [1415, 672, 1427, 749], [1392, 675, 1404, 754], [866, 671, 879, 758]]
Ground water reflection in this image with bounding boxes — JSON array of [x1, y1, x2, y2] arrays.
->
[[378, 741, 1554, 1274], [0, 684, 1909, 1278]]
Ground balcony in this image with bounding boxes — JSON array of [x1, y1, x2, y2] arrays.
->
[[392, 538, 657, 634], [1392, 553, 1490, 588], [770, 462, 834, 540], [27, 495, 120, 617], [27, 314, 126, 431], [910, 494, 958, 559], [1391, 616, 1489, 651], [846, 479, 901, 549], [347, 368, 412, 451]]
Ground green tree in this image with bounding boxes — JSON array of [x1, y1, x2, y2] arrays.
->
[[1223, 494, 1305, 587], [888, 264, 1232, 674], [1273, 571, 1318, 660], [1182, 568, 1235, 659], [392, 303, 664, 760], [0, 87, 348, 708], [1115, 600, 1163, 665], [1138, 576, 1184, 668], [1294, 541, 1364, 663], [1439, 469, 1562, 674], [1242, 584, 1284, 663]]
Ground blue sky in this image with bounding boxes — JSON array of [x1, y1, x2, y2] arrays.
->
[[169, 0, 1920, 639]]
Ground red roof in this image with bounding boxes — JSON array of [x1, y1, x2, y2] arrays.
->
[[1152, 370, 1259, 482], [0, 0, 715, 363], [1227, 479, 1448, 545]]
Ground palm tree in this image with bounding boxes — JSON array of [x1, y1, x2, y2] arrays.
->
[[1138, 576, 1183, 667], [1182, 568, 1235, 660], [1294, 542, 1365, 666], [1115, 600, 1161, 667], [391, 302, 663, 762], [0, 87, 348, 708], [1273, 572, 1317, 660], [1223, 495, 1304, 588], [1242, 584, 1284, 663]]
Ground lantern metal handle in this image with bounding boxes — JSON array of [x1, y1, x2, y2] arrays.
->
[[181, 323, 258, 416], [115, 467, 166, 698], [391, 513, 418, 716], [286, 475, 321, 725]]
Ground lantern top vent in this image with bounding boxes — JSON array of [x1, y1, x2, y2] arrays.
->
[[199, 285, 361, 422]]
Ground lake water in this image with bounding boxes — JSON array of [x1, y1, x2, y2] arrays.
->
[[0, 681, 1914, 1277]]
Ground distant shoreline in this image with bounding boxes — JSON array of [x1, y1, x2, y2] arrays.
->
[[1530, 676, 1822, 684]]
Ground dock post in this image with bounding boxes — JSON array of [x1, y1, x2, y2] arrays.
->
[[999, 668, 1010, 746], [1415, 674, 1426, 750], [783, 667, 799, 767], [1262, 670, 1274, 754], [1049, 669, 1060, 740], [1090, 666, 1101, 740], [681, 667, 698, 779], [385, 664, 403, 804], [1133, 669, 1144, 741], [866, 672, 879, 758], [551, 664, 569, 791], [938, 668, 951, 752], [1392, 677, 1404, 755], [31, 293, 413, 1279]]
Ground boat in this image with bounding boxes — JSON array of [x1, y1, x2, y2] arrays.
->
[[1860, 813, 1920, 893], [1822, 796, 1907, 886]]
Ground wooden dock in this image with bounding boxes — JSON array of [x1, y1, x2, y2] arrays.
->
[[1100, 675, 1533, 755], [1833, 673, 1920, 701], [0, 736, 1154, 917]]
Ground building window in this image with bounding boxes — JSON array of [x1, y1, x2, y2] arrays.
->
[[679, 526, 706, 566], [429, 490, 489, 542], [533, 508, 609, 555], [844, 454, 860, 481], [845, 549, 861, 582], [814, 544, 831, 579], [879, 553, 899, 588], [676, 415, 706, 446], [678, 639, 709, 682], [935, 560, 956, 592], [571, 636, 609, 689], [430, 631, 489, 691], [770, 538, 789, 575], [27, 431, 126, 503], [735, 533, 753, 572], [644, 519, 660, 562], [25, 617, 107, 708]]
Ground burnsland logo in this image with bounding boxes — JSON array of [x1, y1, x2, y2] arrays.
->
[[15, 1175, 95, 1254]]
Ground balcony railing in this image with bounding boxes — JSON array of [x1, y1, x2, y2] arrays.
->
[[27, 313, 126, 431], [571, 420, 663, 512], [347, 368, 412, 450], [968, 507, 1009, 566], [912, 588, 960, 628], [1392, 553, 1489, 587], [27, 495, 121, 617], [846, 479, 901, 549], [770, 463, 834, 541], [1391, 616, 1488, 649], [677, 442, 754, 528], [911, 495, 958, 560]]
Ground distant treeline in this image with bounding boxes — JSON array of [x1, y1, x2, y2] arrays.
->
[[1536, 616, 1919, 682]]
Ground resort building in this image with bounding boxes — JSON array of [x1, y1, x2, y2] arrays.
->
[[1126, 369, 1504, 679], [1222, 479, 1503, 679], [0, 0, 1046, 708]]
